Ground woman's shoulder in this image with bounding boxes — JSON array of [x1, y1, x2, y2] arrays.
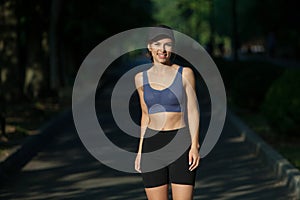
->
[[173, 64, 192, 71], [134, 71, 144, 88], [180, 66, 196, 88], [176, 65, 194, 77], [135, 71, 143, 79]]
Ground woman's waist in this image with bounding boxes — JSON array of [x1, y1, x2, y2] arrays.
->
[[143, 126, 189, 153], [146, 125, 188, 134], [148, 112, 185, 131]]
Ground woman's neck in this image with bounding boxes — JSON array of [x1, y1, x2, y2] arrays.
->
[[151, 64, 171, 73], [153, 59, 171, 66]]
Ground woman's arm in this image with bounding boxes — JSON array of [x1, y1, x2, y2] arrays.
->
[[134, 72, 149, 172], [182, 67, 200, 171]]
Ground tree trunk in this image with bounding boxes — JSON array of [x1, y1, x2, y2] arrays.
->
[[24, 13, 43, 99], [209, 0, 215, 56], [49, 0, 62, 91], [232, 0, 239, 61], [16, 0, 27, 98]]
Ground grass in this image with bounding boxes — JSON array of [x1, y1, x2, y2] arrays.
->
[[278, 145, 300, 169]]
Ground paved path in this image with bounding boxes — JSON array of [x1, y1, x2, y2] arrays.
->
[[0, 114, 295, 199], [0, 59, 297, 199]]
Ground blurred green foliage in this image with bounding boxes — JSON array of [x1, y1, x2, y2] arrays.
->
[[262, 69, 300, 135], [151, 0, 212, 43], [1, 0, 300, 102], [215, 58, 283, 110], [230, 62, 283, 110], [278, 145, 300, 169], [152, 0, 300, 58], [0, 0, 154, 101], [217, 57, 300, 138]]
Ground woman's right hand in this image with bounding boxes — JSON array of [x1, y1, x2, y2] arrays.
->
[[135, 153, 142, 173]]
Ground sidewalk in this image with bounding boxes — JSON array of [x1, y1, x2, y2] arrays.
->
[[0, 113, 296, 199], [0, 108, 297, 198]]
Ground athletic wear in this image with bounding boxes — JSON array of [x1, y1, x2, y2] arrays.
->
[[141, 127, 196, 188], [143, 66, 185, 114]]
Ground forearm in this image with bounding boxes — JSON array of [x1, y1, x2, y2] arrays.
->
[[188, 108, 200, 150], [137, 114, 149, 154], [182, 67, 200, 150]]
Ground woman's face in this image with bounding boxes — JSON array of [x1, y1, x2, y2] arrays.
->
[[148, 38, 174, 65]]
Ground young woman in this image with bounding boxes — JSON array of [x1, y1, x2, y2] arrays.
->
[[134, 25, 200, 200]]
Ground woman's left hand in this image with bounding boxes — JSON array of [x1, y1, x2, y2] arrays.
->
[[188, 147, 200, 171]]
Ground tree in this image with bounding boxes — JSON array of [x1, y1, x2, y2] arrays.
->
[[231, 0, 238, 60], [49, 0, 63, 91], [151, 0, 211, 44]]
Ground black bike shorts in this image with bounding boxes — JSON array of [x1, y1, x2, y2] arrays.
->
[[141, 127, 197, 188]]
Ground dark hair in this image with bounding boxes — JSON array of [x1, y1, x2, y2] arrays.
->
[[146, 25, 175, 62], [147, 25, 175, 43]]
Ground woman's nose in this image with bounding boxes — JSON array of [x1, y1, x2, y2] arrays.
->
[[159, 44, 166, 51]]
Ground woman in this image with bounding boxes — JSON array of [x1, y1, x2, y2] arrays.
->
[[134, 25, 200, 200]]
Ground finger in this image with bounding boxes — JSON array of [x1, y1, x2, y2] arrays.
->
[[190, 157, 200, 171], [189, 161, 196, 171], [135, 160, 141, 173], [188, 153, 193, 166], [189, 156, 199, 171], [136, 161, 141, 172], [188, 156, 195, 170], [135, 164, 141, 173]]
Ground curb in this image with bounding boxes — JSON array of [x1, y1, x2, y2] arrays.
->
[[228, 110, 300, 199], [0, 108, 72, 181]]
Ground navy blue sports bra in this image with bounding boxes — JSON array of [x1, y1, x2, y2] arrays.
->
[[143, 66, 185, 114]]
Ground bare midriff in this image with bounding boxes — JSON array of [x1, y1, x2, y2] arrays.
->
[[147, 112, 186, 131]]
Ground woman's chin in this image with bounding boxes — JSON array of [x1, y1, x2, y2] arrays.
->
[[154, 58, 170, 65]]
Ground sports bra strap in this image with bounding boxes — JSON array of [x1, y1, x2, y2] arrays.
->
[[143, 71, 148, 84], [178, 66, 183, 74], [143, 66, 182, 85]]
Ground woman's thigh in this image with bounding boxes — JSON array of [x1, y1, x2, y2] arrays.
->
[[171, 183, 194, 200], [145, 184, 169, 200]]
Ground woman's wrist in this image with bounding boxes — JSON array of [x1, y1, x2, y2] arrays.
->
[[191, 144, 200, 150]]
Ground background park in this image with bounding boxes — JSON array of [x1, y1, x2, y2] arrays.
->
[[0, 0, 299, 199]]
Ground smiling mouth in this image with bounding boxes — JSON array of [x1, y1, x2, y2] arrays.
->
[[157, 53, 167, 59]]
